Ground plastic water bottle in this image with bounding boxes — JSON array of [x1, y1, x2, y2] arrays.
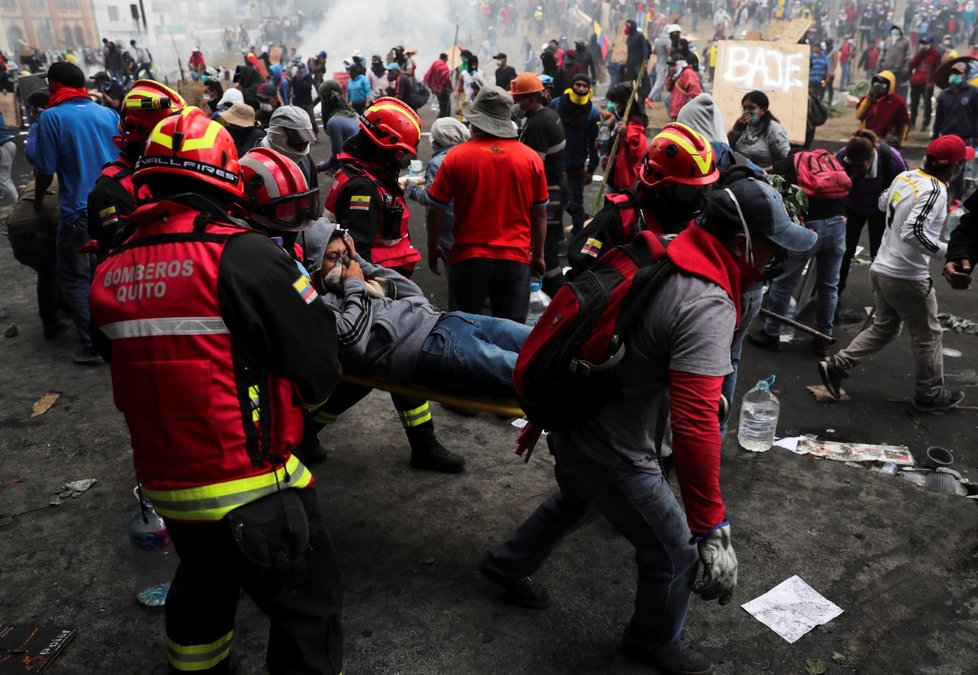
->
[[738, 375, 781, 452], [128, 486, 179, 607], [527, 278, 551, 326], [407, 159, 423, 179], [780, 296, 796, 343]]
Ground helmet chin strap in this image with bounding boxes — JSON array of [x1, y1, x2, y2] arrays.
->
[[723, 187, 754, 268]]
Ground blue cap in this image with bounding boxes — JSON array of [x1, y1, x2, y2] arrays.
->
[[704, 178, 817, 252], [318, 50, 327, 58]]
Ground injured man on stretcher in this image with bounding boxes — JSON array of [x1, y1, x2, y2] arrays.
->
[[303, 222, 531, 397]]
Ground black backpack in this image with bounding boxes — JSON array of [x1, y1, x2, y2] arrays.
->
[[407, 80, 431, 110], [513, 230, 674, 431]]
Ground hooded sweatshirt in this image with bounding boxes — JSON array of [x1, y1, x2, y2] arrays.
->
[[304, 221, 442, 383], [677, 94, 766, 176], [550, 89, 601, 173], [856, 70, 910, 141]]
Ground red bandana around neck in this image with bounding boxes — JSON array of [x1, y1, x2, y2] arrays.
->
[[47, 81, 91, 108]]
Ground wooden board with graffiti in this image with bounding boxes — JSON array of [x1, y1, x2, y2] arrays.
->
[[713, 40, 811, 144]]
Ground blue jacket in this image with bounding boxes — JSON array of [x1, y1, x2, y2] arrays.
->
[[347, 74, 371, 104], [549, 96, 600, 174]]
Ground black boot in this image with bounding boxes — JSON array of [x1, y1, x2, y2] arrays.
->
[[406, 422, 466, 473]]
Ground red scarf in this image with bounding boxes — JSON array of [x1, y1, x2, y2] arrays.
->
[[47, 81, 92, 108], [666, 225, 745, 323]]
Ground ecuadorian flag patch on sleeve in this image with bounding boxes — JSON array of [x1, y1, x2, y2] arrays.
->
[[349, 194, 371, 211], [292, 275, 318, 304], [581, 237, 603, 258]]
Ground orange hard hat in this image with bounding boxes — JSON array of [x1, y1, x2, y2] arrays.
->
[[509, 72, 544, 95]]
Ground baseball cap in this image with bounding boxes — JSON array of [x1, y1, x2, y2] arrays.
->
[[268, 105, 316, 141], [926, 135, 976, 166], [703, 178, 817, 252], [950, 60, 968, 74], [493, 53, 507, 59], [920, 35, 934, 44]]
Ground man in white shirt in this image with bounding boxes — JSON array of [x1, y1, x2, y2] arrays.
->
[[819, 135, 973, 412]]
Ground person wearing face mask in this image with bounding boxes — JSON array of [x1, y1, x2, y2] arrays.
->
[[550, 74, 600, 236], [568, 122, 719, 278], [512, 71, 567, 297], [909, 36, 941, 130], [260, 105, 318, 191], [933, 59, 978, 201], [941, 35, 959, 60], [493, 52, 517, 91], [818, 135, 972, 413], [480, 178, 817, 675], [91, 71, 124, 110], [602, 82, 650, 193], [879, 25, 911, 100], [728, 90, 790, 167], [316, 80, 360, 174], [856, 70, 910, 146], [834, 129, 907, 298], [665, 55, 702, 121]]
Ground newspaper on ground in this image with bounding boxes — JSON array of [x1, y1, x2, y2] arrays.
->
[[742, 575, 844, 644], [796, 439, 914, 465]]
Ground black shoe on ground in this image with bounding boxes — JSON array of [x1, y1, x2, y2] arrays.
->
[[73, 344, 102, 364], [621, 635, 714, 675], [817, 359, 845, 400], [912, 389, 965, 413], [811, 336, 832, 358], [479, 560, 551, 609], [409, 441, 466, 473], [747, 329, 782, 352], [43, 321, 70, 341]]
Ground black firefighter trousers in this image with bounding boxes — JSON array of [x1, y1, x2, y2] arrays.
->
[[164, 487, 343, 674]]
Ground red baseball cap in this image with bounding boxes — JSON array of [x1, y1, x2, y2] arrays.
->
[[926, 135, 977, 166]]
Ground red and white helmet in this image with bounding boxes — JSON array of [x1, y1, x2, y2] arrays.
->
[[135, 107, 242, 198], [358, 96, 422, 162], [119, 79, 186, 145], [239, 147, 322, 231]]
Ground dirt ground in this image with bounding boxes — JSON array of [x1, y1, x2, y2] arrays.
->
[[1, 91, 977, 675]]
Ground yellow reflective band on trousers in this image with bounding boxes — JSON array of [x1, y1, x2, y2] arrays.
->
[[143, 454, 312, 521], [167, 630, 233, 671], [398, 402, 431, 428], [248, 384, 260, 423]]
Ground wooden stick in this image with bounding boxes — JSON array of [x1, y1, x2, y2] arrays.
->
[[590, 60, 647, 218], [759, 308, 835, 342]]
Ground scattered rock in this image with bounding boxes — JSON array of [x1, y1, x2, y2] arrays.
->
[[5, 324, 17, 338]]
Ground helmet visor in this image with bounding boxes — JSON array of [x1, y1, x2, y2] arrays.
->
[[258, 188, 322, 230]]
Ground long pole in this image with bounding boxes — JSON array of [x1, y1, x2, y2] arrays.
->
[[590, 60, 646, 217], [759, 308, 835, 342], [171, 36, 185, 84]]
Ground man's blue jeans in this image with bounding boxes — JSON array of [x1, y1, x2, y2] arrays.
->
[[57, 215, 94, 345], [416, 311, 531, 396], [483, 437, 699, 649], [763, 216, 846, 337]]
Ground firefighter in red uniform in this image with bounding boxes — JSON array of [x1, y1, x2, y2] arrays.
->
[[321, 97, 466, 473], [567, 122, 719, 278], [87, 80, 186, 258], [89, 108, 344, 675]]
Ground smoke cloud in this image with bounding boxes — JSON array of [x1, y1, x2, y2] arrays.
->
[[296, 0, 460, 72]]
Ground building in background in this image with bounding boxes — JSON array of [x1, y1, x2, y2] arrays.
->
[[2, 0, 100, 55]]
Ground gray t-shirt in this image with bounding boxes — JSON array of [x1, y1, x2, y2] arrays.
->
[[552, 271, 735, 471]]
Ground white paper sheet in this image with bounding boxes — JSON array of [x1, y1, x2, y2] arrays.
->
[[741, 575, 844, 643], [773, 436, 809, 454]]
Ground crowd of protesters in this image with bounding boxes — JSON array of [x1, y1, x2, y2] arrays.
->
[[0, 2, 976, 674]]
